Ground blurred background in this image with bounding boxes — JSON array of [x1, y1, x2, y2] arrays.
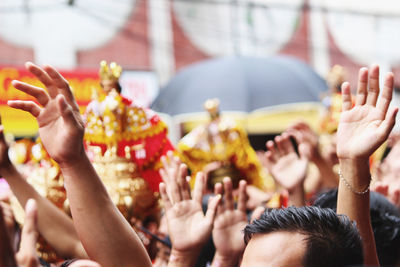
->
[[1, 0, 400, 143]]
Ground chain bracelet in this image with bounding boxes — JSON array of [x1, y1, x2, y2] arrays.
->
[[338, 170, 370, 195]]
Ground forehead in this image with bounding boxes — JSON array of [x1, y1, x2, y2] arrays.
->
[[101, 79, 116, 85], [241, 231, 306, 267]]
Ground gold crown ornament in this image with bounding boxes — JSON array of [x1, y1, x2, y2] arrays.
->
[[326, 65, 347, 92], [204, 98, 220, 120], [87, 145, 159, 220], [99, 60, 122, 82]]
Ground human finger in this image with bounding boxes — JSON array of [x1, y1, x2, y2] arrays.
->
[[214, 183, 223, 215], [223, 177, 234, 210], [378, 107, 398, 141], [18, 199, 38, 261], [237, 180, 247, 213], [366, 64, 380, 106], [287, 128, 303, 145], [159, 168, 168, 183], [280, 133, 294, 154], [376, 72, 394, 116], [341, 82, 352, 111], [57, 95, 78, 127], [193, 172, 206, 204], [205, 194, 221, 224], [266, 140, 276, 155], [43, 65, 79, 110], [355, 67, 368, 106], [25, 62, 53, 89], [160, 159, 182, 204], [7, 100, 41, 118], [159, 183, 172, 210], [11, 80, 50, 107], [274, 135, 284, 157]]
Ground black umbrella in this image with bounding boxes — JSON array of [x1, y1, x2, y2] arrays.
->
[[152, 56, 328, 115]]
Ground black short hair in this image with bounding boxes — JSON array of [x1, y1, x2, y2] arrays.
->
[[244, 206, 363, 267], [314, 188, 400, 266]]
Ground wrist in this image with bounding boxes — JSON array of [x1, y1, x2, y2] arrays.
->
[[212, 252, 240, 267], [169, 248, 199, 266], [339, 158, 371, 192], [57, 148, 88, 170], [288, 184, 306, 207]]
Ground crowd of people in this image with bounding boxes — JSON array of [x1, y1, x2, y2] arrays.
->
[[0, 61, 399, 267]]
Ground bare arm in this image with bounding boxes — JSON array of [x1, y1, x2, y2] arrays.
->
[[9, 62, 152, 267], [336, 65, 398, 266], [0, 124, 86, 259]]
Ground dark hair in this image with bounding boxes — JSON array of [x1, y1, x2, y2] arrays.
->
[[314, 189, 400, 266], [244, 206, 363, 267]]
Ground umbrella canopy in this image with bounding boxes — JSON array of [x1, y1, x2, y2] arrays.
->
[[152, 56, 328, 115]]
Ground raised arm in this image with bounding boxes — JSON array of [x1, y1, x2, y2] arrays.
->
[[0, 121, 87, 259], [159, 152, 220, 267], [8, 62, 152, 267], [336, 65, 398, 266]]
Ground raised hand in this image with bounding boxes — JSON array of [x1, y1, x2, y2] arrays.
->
[[8, 63, 152, 267], [337, 65, 398, 160], [211, 178, 247, 267], [336, 65, 398, 267], [264, 133, 308, 193], [288, 121, 339, 189], [159, 152, 220, 266], [287, 121, 319, 161], [8, 62, 85, 166]]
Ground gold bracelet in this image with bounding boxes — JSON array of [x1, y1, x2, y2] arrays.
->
[[338, 170, 370, 195]]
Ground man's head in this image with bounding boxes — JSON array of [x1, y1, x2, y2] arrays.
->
[[314, 189, 400, 266], [242, 206, 363, 267]]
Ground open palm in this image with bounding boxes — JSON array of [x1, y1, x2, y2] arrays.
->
[[212, 179, 247, 257], [265, 133, 308, 191], [159, 153, 220, 253], [165, 200, 213, 251], [336, 66, 398, 160]]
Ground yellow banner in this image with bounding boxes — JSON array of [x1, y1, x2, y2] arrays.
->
[[0, 66, 100, 137]]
